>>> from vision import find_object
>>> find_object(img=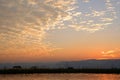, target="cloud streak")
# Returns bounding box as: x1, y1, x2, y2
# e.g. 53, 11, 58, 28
102, 48, 120, 58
